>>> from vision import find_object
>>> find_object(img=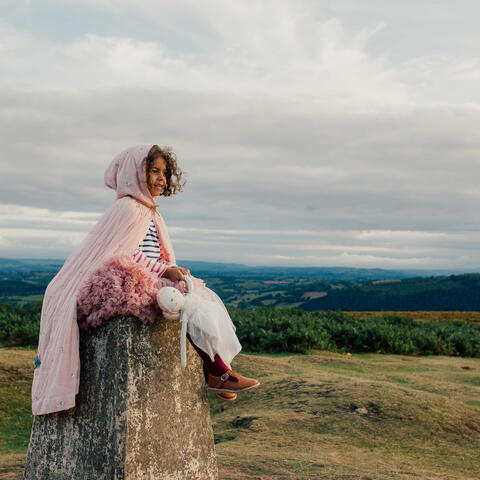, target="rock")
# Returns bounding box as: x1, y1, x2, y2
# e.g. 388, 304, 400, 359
23, 315, 218, 480
355, 407, 369, 415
